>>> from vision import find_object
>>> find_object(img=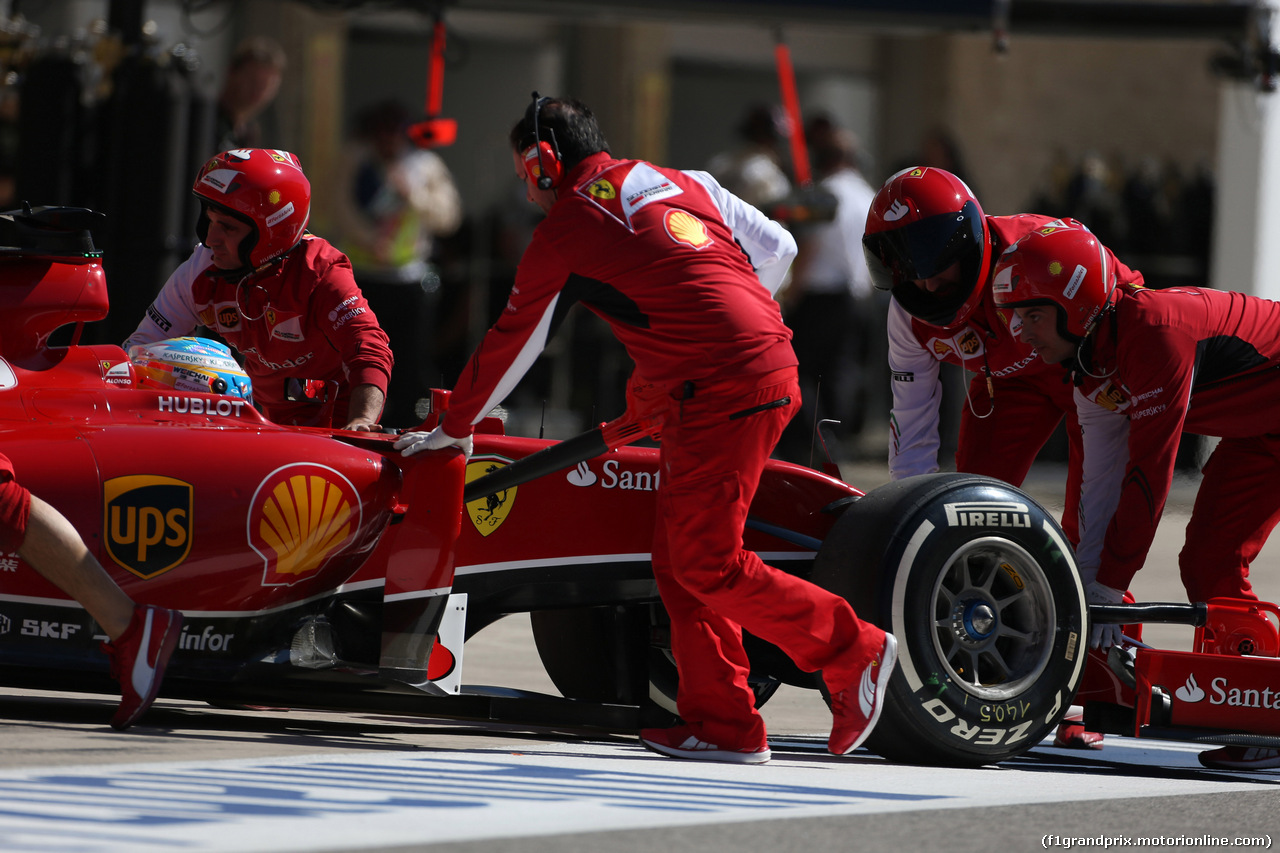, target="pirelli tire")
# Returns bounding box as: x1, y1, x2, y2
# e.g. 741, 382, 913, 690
812, 473, 1088, 767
